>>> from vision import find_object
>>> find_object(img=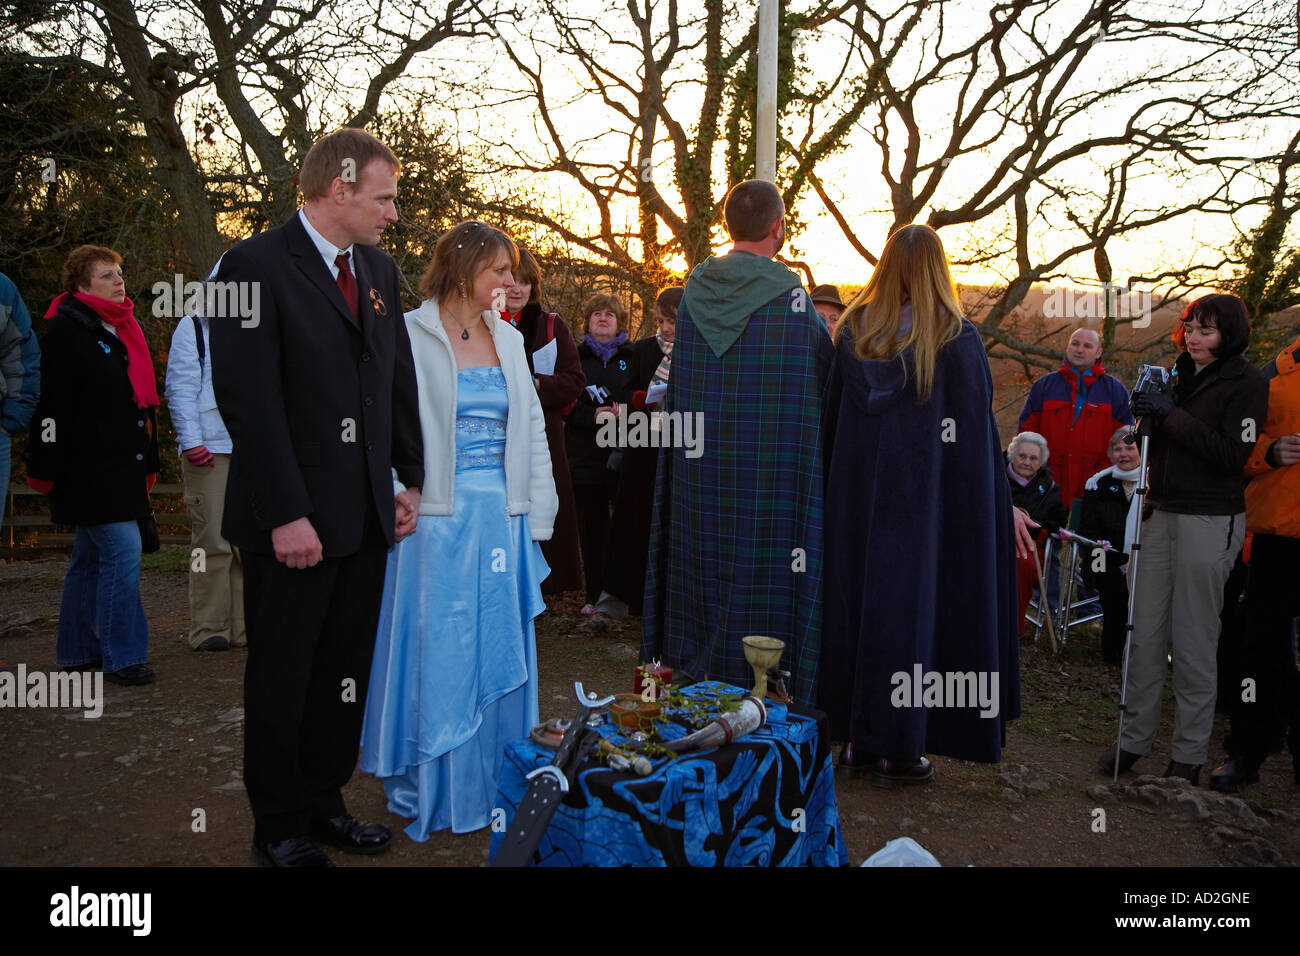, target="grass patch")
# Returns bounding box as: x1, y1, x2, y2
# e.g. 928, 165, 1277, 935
1017, 631, 1125, 745
141, 545, 191, 573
